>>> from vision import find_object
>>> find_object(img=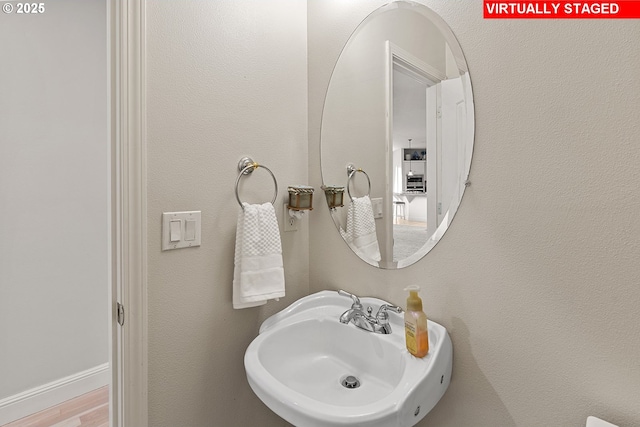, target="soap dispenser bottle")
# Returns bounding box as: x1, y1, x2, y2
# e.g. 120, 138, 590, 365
404, 285, 429, 358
